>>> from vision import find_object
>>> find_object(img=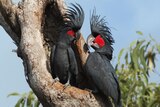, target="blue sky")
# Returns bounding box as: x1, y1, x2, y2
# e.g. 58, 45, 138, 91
1, 0, 160, 106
